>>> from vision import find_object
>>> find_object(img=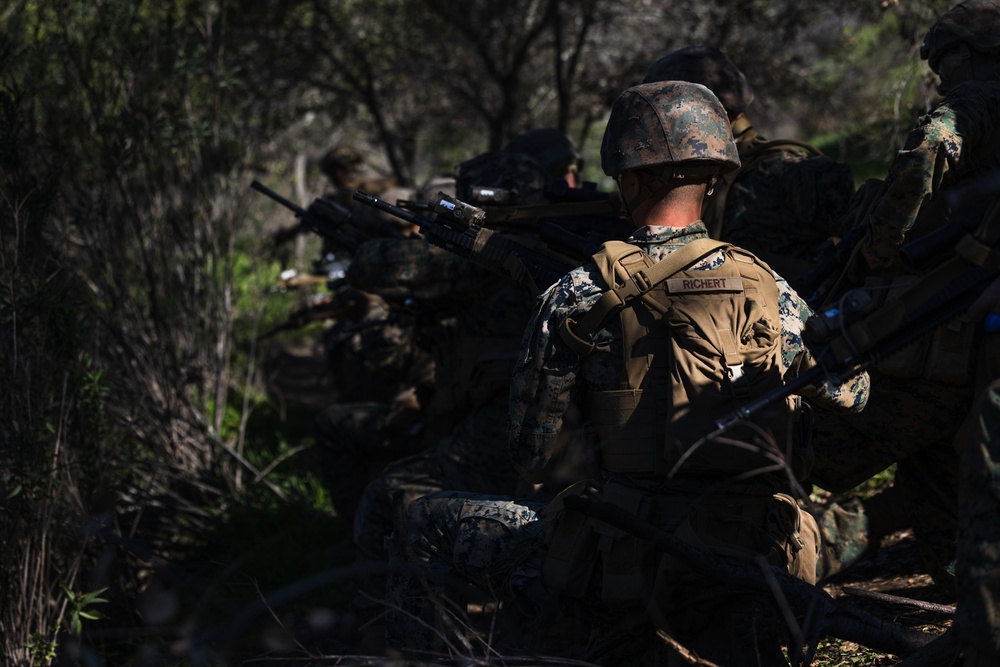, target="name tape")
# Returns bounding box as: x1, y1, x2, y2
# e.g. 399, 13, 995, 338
665, 276, 744, 294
